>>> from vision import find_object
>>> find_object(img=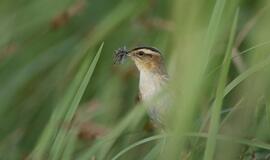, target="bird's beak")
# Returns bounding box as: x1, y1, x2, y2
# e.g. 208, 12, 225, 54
127, 50, 135, 59
127, 50, 143, 62
126, 50, 132, 57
